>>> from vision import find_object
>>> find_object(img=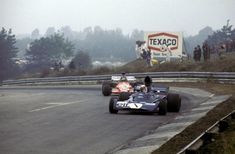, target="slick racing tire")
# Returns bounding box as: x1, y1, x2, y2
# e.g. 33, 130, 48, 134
109, 97, 118, 114
167, 93, 181, 112
102, 83, 112, 96
158, 100, 167, 115
119, 92, 130, 101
